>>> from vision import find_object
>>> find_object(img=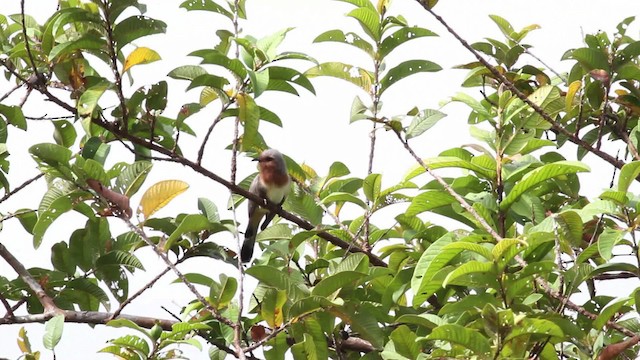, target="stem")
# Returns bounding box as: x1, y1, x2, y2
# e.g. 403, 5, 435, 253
101, 0, 129, 130
420, 3, 625, 171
